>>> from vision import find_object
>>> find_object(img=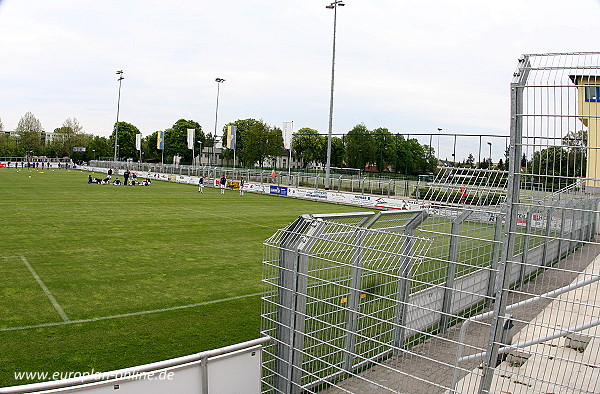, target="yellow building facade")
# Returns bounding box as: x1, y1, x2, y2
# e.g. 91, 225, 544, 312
571, 75, 600, 192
